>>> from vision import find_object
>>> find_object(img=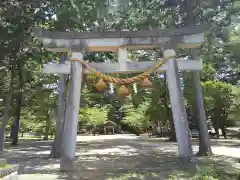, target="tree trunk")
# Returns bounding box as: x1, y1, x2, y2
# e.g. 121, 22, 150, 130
11, 58, 24, 146
11, 92, 22, 146
44, 114, 50, 140
0, 92, 12, 151
50, 118, 65, 157
169, 118, 177, 141
0, 69, 14, 151
50, 53, 67, 158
